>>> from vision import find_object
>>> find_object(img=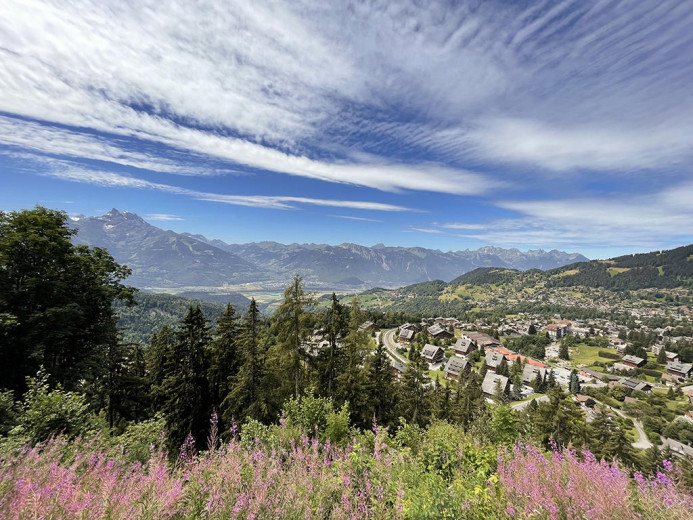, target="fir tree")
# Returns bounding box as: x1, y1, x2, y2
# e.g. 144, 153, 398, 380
496, 357, 510, 377
224, 299, 266, 423
208, 304, 240, 412
657, 347, 667, 364
335, 301, 370, 427
398, 347, 430, 425
273, 275, 313, 398
161, 305, 212, 451
569, 369, 581, 394
319, 293, 346, 396
364, 340, 398, 427
559, 341, 570, 360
